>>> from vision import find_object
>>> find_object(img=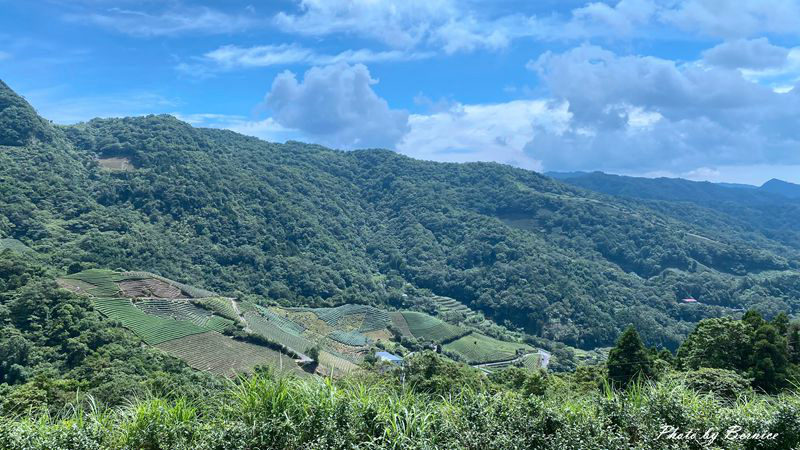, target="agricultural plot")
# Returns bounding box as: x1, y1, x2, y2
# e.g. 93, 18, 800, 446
328, 330, 368, 347
520, 353, 542, 370
62, 269, 123, 297
135, 299, 211, 323
318, 350, 360, 376
255, 305, 306, 334
92, 297, 207, 345
400, 311, 467, 343
390, 312, 413, 339
443, 333, 532, 364
193, 297, 240, 322
204, 315, 235, 333
120, 271, 218, 298
244, 312, 315, 354
119, 279, 182, 298
312, 304, 390, 332
432, 296, 472, 315
156, 331, 305, 378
